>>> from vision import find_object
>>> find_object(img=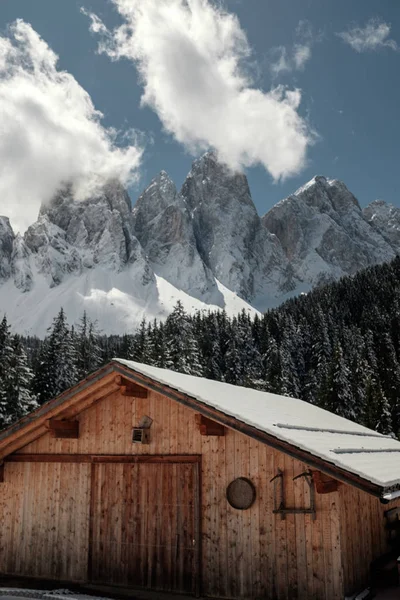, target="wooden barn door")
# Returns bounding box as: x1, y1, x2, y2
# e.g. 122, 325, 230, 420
89, 458, 200, 594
